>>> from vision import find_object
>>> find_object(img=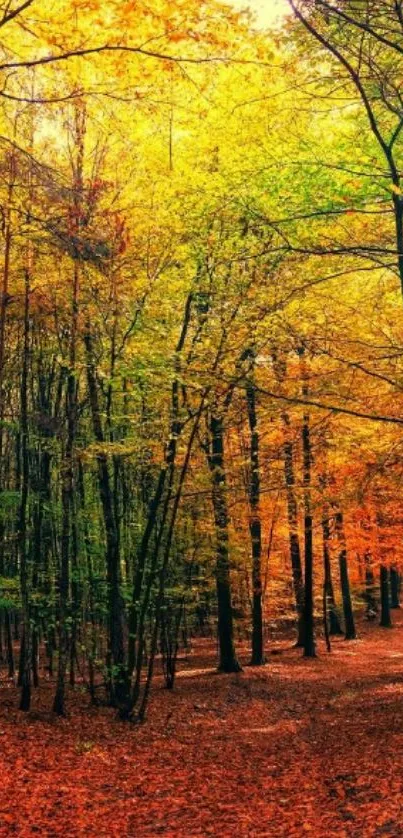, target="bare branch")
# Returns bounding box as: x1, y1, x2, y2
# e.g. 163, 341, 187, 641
0, 0, 33, 29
